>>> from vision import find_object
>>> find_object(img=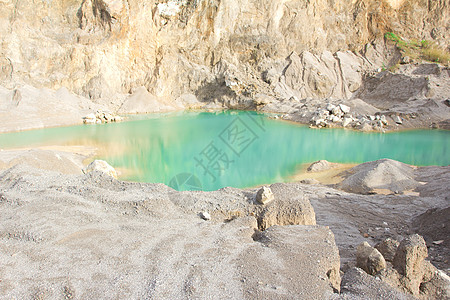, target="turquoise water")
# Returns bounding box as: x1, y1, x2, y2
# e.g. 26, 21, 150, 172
0, 111, 449, 191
